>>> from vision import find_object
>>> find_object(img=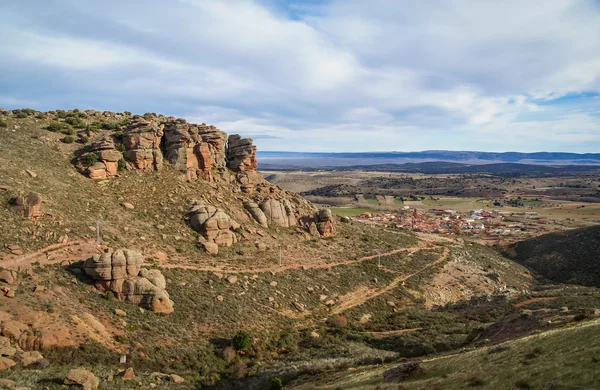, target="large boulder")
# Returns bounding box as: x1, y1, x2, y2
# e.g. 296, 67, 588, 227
189, 204, 239, 247
11, 192, 42, 219
83, 250, 173, 314
316, 208, 336, 237
244, 201, 268, 228
64, 368, 99, 390
259, 199, 297, 227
